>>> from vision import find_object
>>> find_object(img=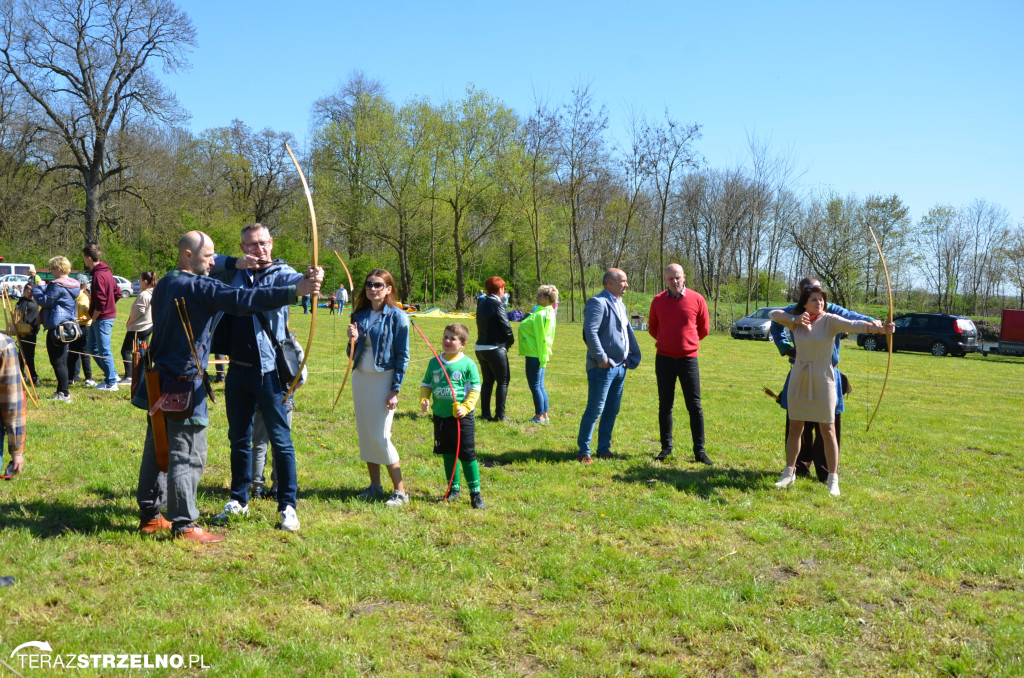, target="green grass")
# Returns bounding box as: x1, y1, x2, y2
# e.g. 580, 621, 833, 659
1, 306, 1022, 676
